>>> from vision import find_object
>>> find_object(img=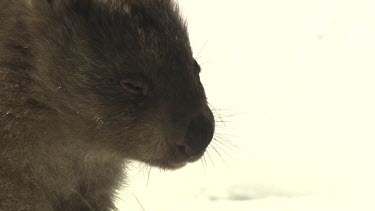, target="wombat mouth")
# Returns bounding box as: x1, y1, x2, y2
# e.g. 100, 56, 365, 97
146, 148, 207, 170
